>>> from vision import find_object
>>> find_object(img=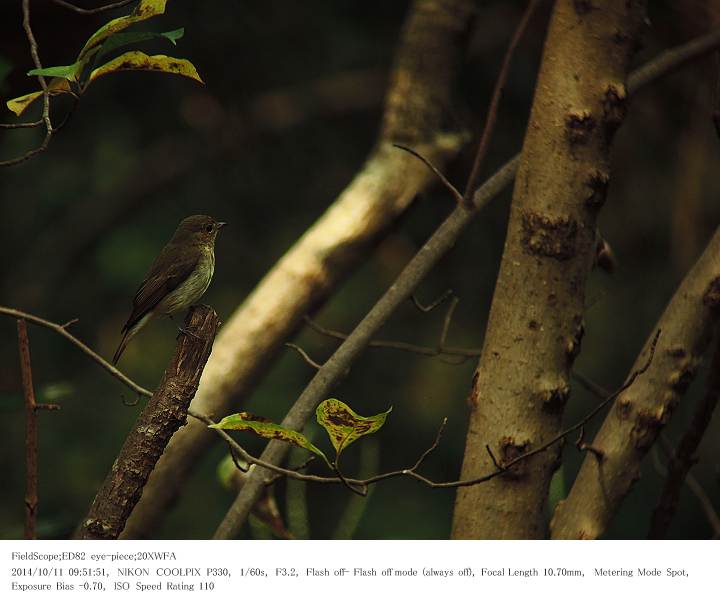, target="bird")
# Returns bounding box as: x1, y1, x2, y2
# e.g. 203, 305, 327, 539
112, 214, 226, 365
